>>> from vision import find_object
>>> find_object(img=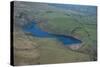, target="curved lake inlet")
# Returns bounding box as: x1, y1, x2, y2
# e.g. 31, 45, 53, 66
23, 20, 82, 45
